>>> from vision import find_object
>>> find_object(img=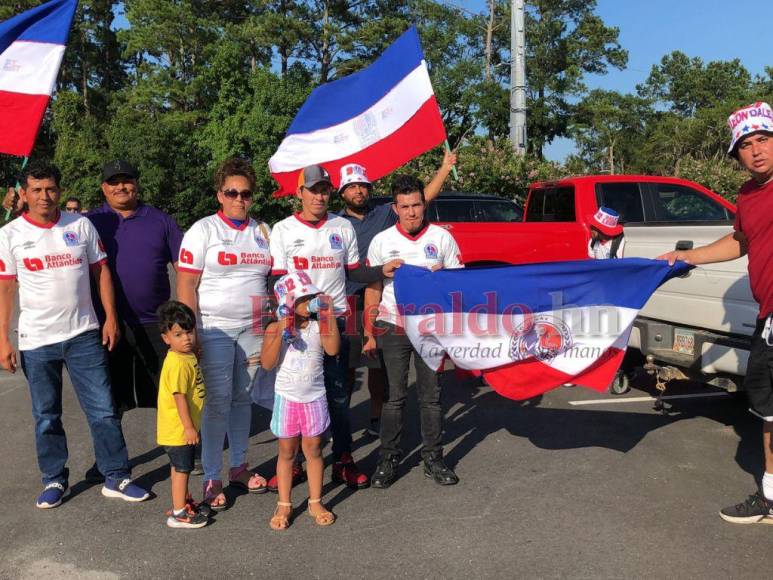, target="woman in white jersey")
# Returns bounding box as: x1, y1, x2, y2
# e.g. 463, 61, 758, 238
177, 158, 273, 510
